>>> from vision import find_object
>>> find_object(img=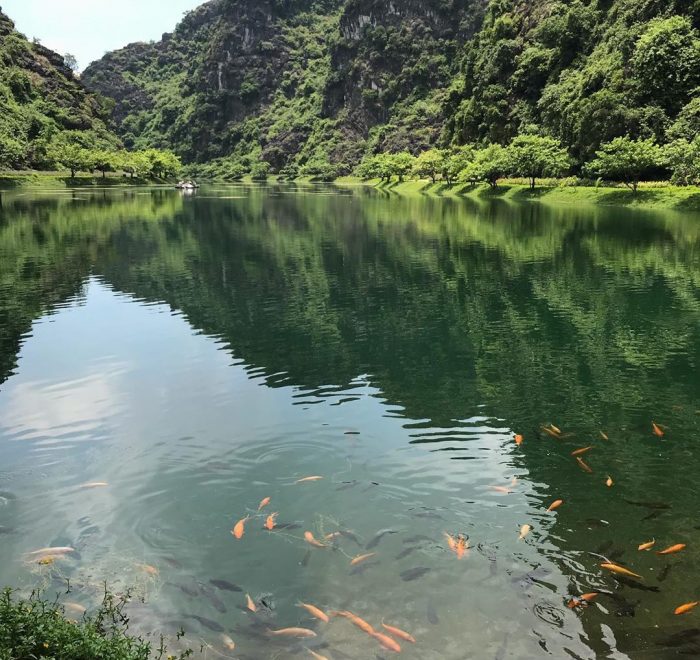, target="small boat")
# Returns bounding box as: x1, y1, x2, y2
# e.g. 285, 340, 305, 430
175, 180, 200, 190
